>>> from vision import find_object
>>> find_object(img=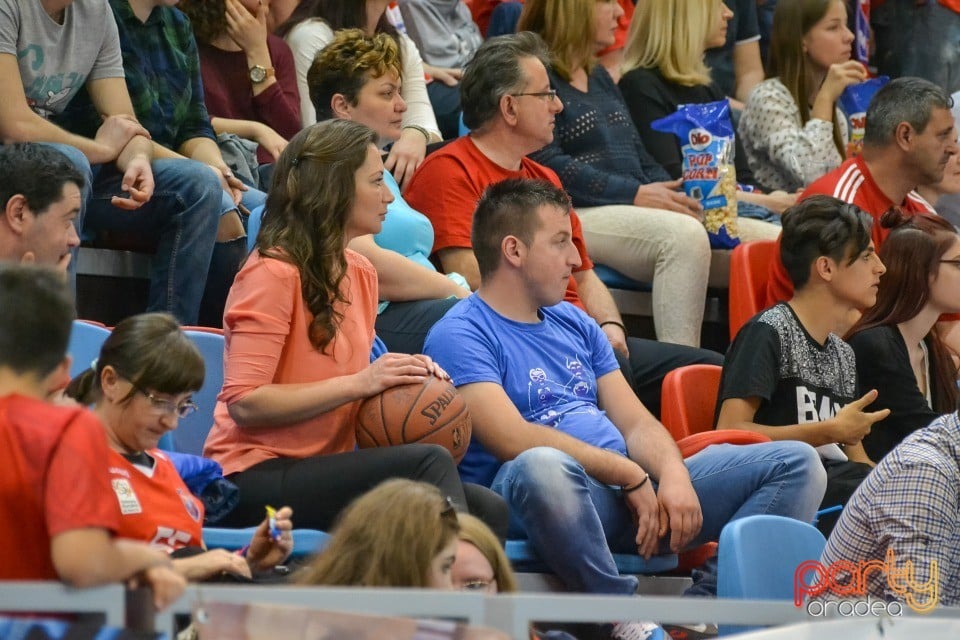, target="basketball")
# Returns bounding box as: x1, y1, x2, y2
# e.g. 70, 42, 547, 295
356, 377, 472, 463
